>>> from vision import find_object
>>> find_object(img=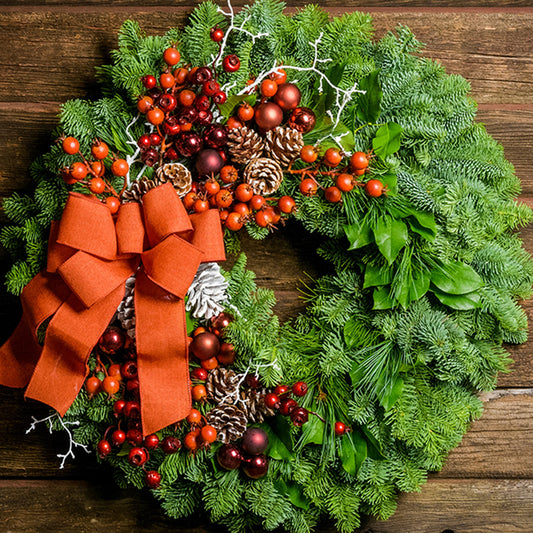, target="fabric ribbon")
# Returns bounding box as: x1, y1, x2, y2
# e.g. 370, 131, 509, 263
0, 183, 225, 435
